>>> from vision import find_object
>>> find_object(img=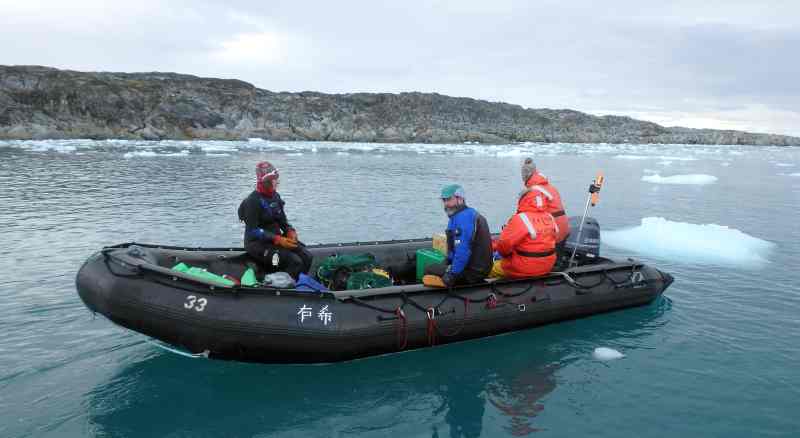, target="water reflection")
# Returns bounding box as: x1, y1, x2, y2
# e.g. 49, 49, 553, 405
86, 299, 668, 437
485, 364, 557, 435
